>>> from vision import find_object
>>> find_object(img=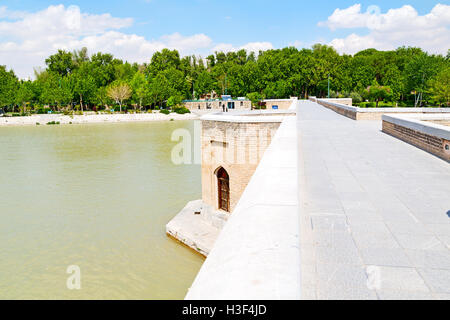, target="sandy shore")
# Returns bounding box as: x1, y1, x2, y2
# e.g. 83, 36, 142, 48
0, 112, 199, 126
